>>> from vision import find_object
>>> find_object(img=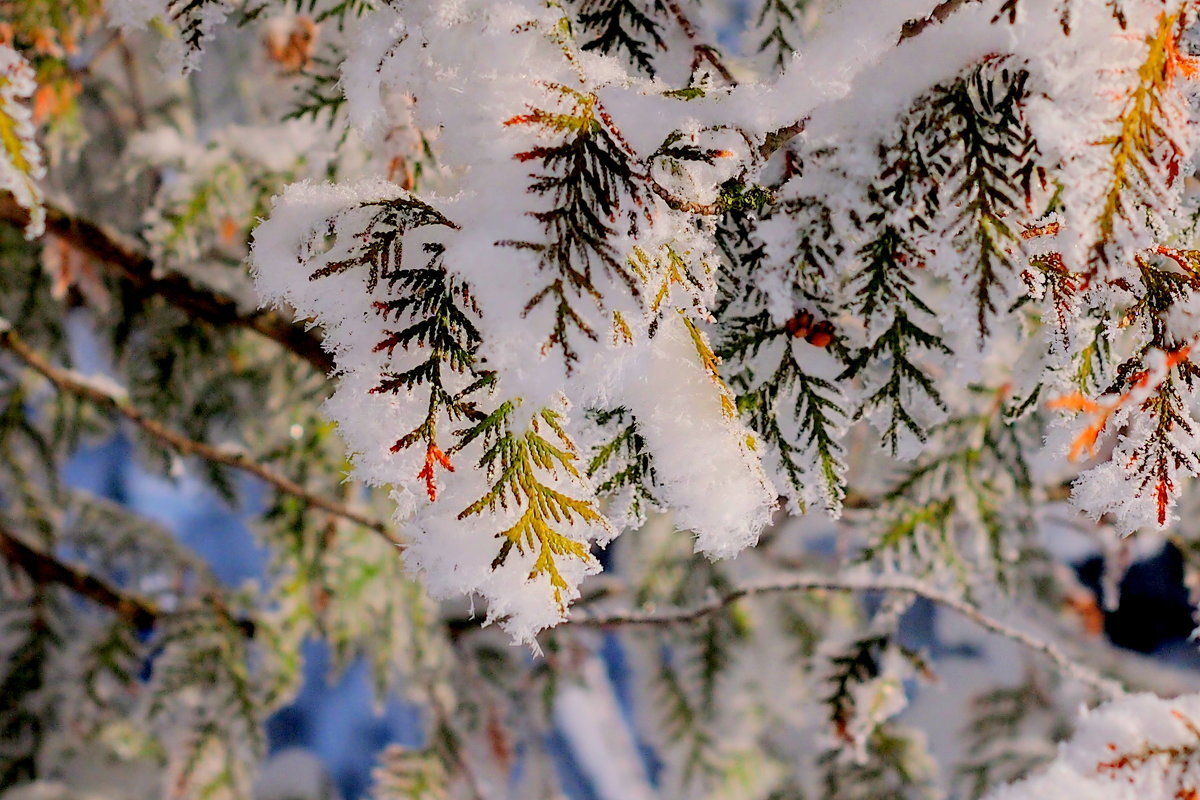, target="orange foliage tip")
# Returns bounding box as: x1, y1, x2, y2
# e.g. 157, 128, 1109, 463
1157, 478, 1172, 526
1048, 392, 1113, 461
1047, 393, 1103, 414
415, 442, 454, 501
1063, 588, 1105, 637
32, 27, 64, 58
219, 216, 241, 247
32, 80, 79, 125
1021, 221, 1061, 239
503, 113, 539, 127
